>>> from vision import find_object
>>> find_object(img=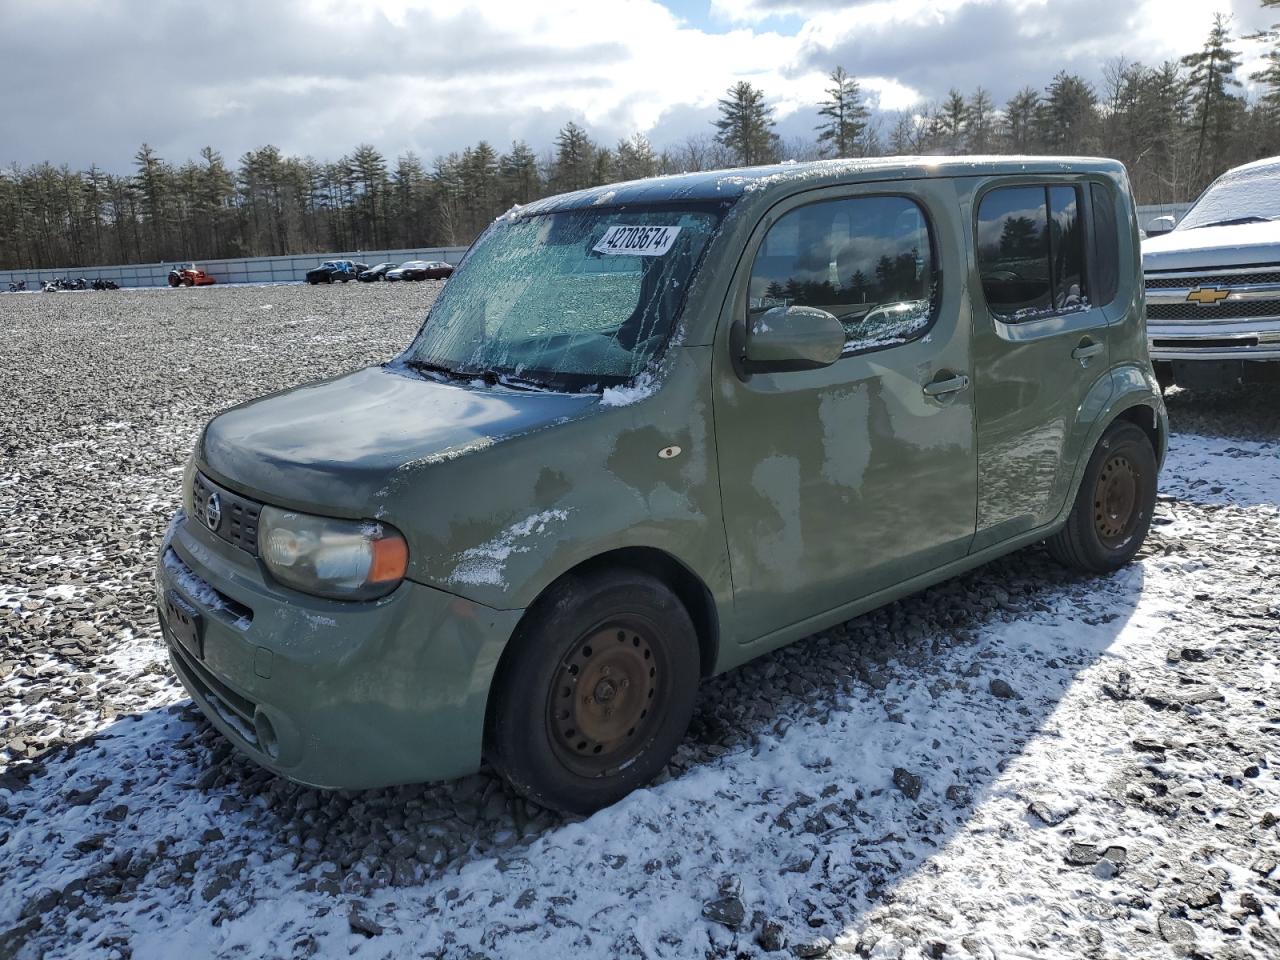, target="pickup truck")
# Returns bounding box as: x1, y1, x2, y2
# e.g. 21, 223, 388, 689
1142, 157, 1280, 391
